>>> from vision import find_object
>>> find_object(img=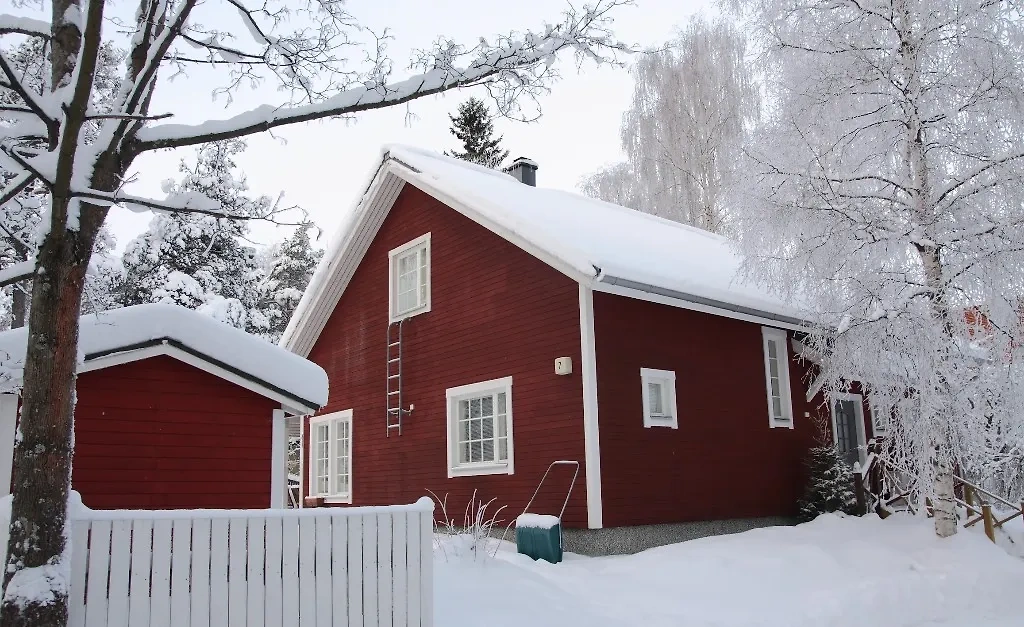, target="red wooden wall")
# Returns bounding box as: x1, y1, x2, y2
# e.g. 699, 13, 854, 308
306, 185, 589, 527
72, 355, 276, 509
592, 292, 824, 527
